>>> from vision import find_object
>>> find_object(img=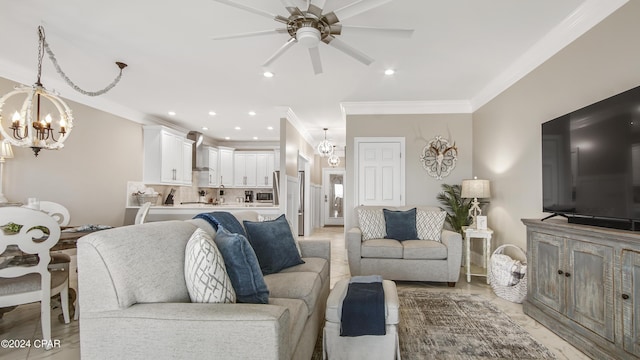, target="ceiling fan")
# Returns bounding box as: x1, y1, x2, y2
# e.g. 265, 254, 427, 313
211, 0, 414, 74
